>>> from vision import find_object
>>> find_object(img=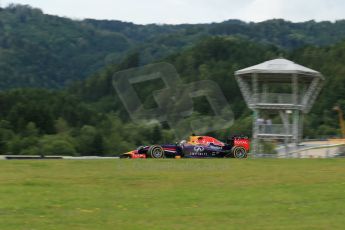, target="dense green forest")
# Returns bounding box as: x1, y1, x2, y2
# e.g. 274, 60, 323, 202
0, 4, 345, 155
3, 5, 345, 89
